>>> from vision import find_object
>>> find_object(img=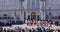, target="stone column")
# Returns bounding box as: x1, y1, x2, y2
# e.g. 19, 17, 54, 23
40, 0, 46, 20
19, 0, 25, 21
20, 11, 24, 21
